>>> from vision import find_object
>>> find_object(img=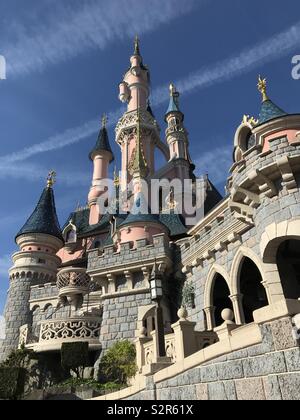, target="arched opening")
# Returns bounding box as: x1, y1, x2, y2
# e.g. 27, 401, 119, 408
212, 274, 232, 326
240, 258, 268, 323
277, 240, 300, 300
66, 228, 76, 243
